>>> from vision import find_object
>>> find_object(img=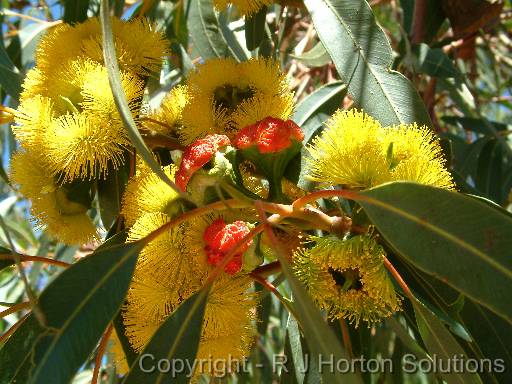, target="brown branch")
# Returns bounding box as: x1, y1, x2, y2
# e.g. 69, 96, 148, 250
411, 0, 427, 44
383, 257, 414, 300
0, 301, 31, 318
0, 254, 70, 268
0, 312, 30, 344
91, 324, 114, 384
251, 261, 281, 278
339, 318, 354, 359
